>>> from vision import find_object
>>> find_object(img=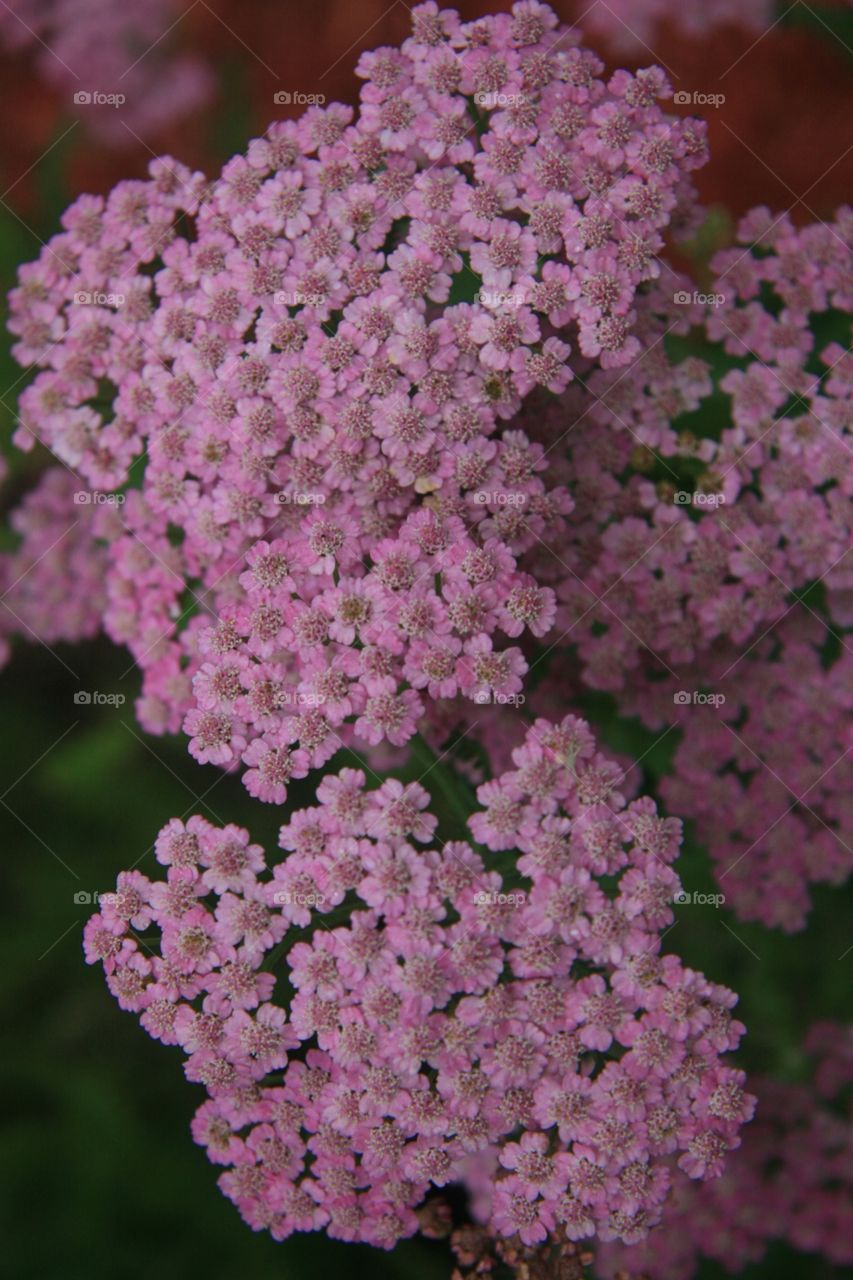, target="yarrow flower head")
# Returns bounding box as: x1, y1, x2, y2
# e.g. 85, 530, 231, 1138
5, 1, 707, 804
595, 1020, 853, 1278
432, 208, 853, 932
85, 715, 752, 1249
